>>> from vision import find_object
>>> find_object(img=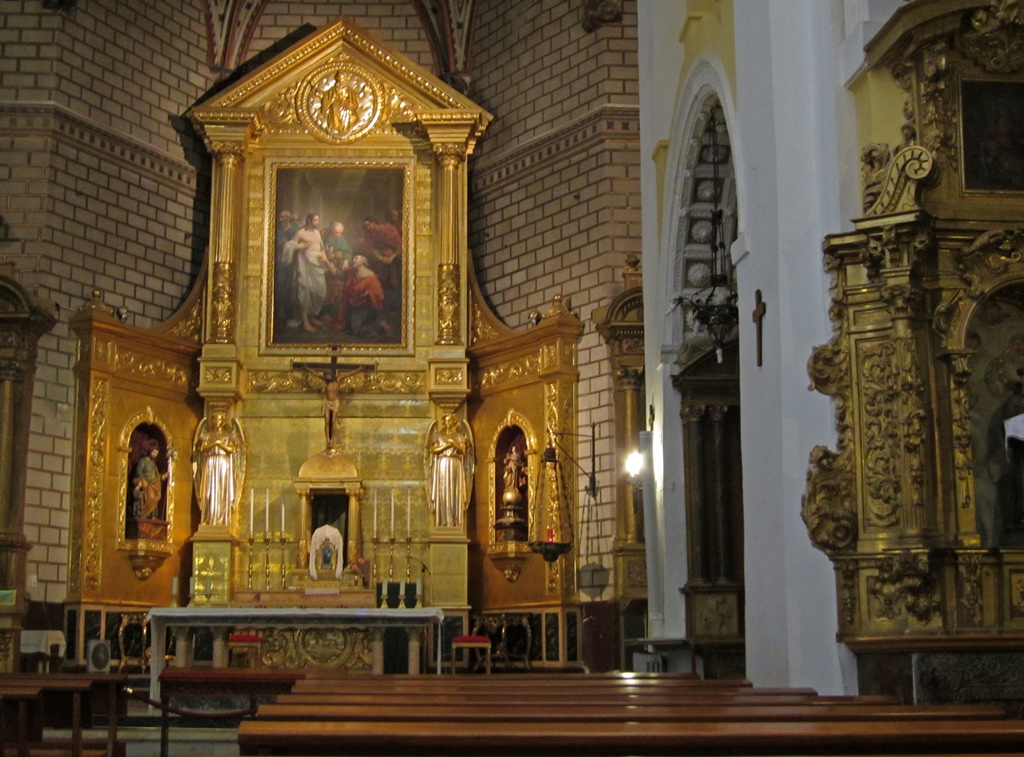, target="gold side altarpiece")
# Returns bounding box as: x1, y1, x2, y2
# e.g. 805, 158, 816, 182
62, 17, 587, 671
804, 1, 1024, 672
